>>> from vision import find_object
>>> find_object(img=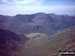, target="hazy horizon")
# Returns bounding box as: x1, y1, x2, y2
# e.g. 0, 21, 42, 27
0, 0, 75, 16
